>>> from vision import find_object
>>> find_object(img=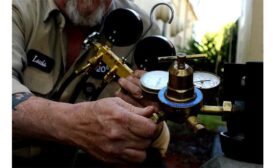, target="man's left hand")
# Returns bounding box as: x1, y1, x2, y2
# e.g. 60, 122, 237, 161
116, 70, 160, 112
